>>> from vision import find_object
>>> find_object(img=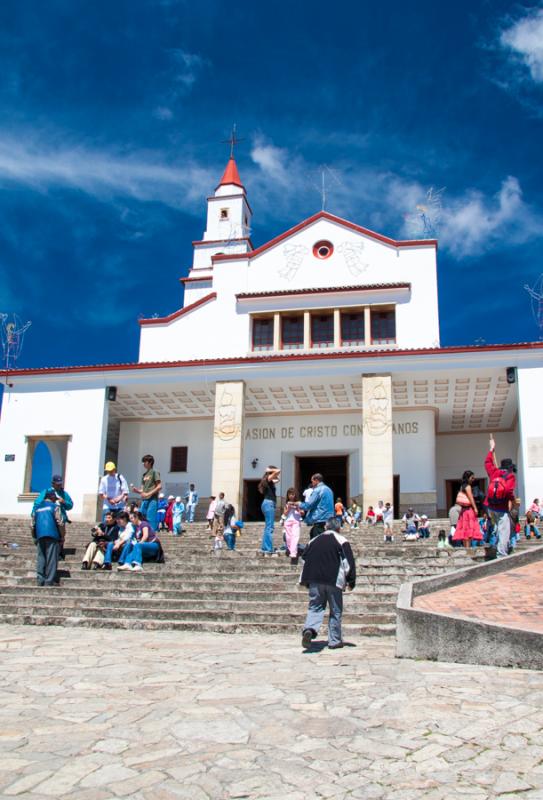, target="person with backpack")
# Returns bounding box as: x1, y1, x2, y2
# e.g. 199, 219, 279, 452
484, 435, 516, 558
98, 462, 129, 520
300, 517, 356, 650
